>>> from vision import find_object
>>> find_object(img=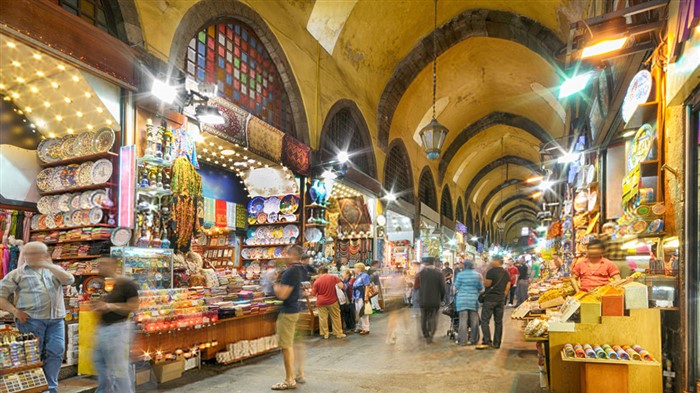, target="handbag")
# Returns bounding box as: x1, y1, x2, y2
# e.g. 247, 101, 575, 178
441, 302, 454, 317
366, 283, 379, 298
479, 270, 509, 303
363, 302, 373, 315
336, 285, 348, 305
